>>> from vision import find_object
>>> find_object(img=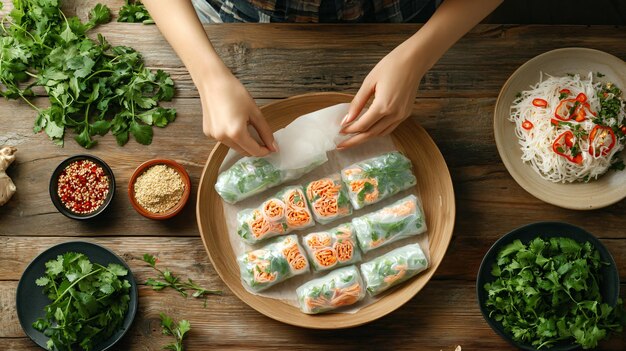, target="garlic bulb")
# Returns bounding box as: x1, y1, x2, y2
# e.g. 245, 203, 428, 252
0, 146, 17, 206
